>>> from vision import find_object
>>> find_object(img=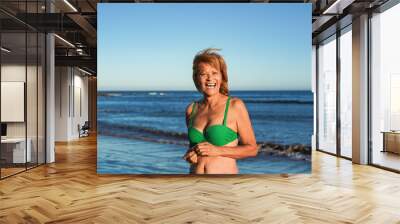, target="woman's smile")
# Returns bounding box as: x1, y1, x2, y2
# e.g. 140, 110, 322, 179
206, 82, 217, 88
